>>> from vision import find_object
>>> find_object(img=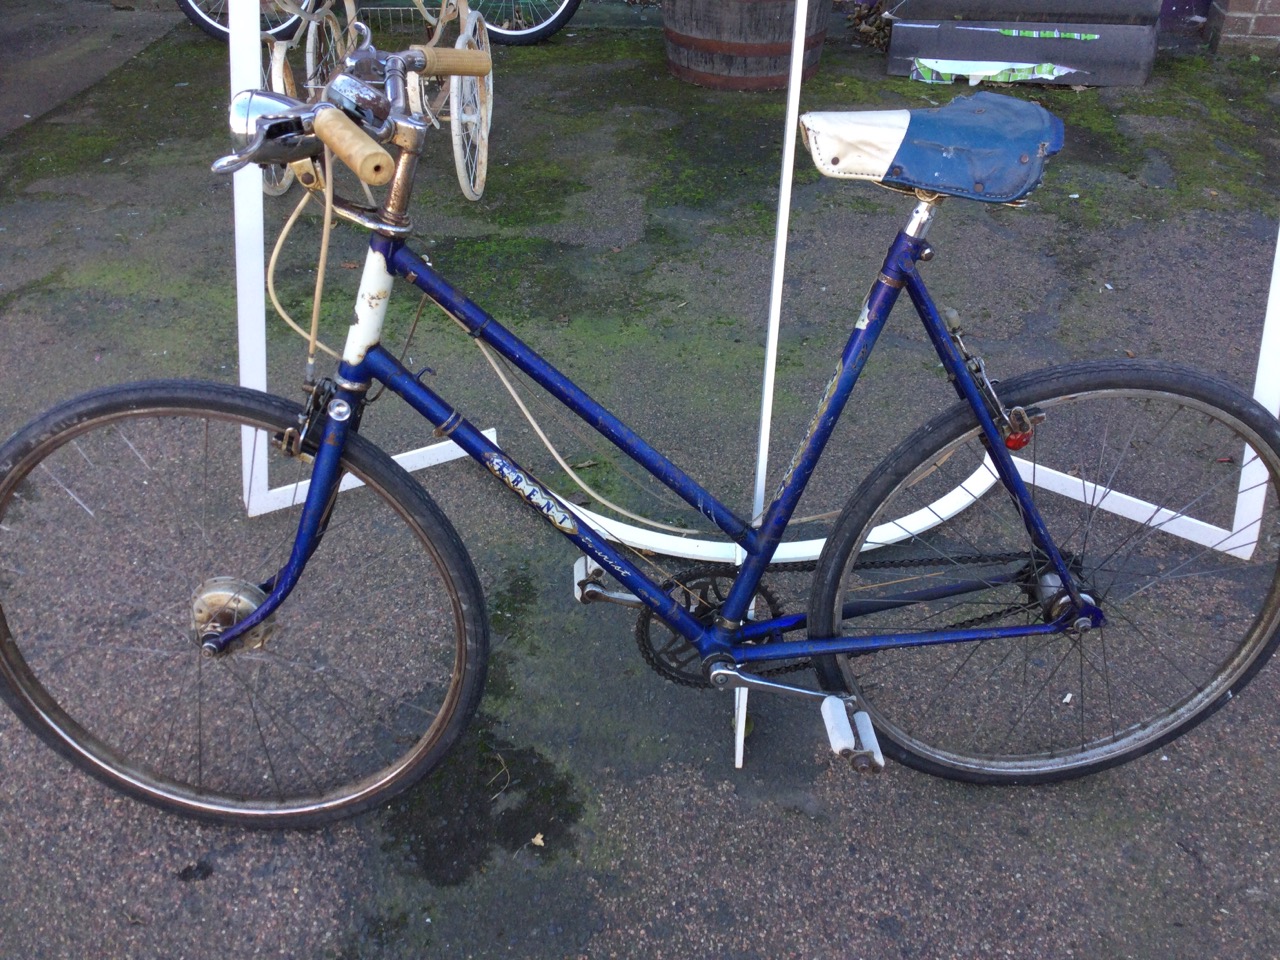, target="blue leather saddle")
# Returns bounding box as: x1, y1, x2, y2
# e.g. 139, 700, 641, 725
800, 92, 1065, 204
